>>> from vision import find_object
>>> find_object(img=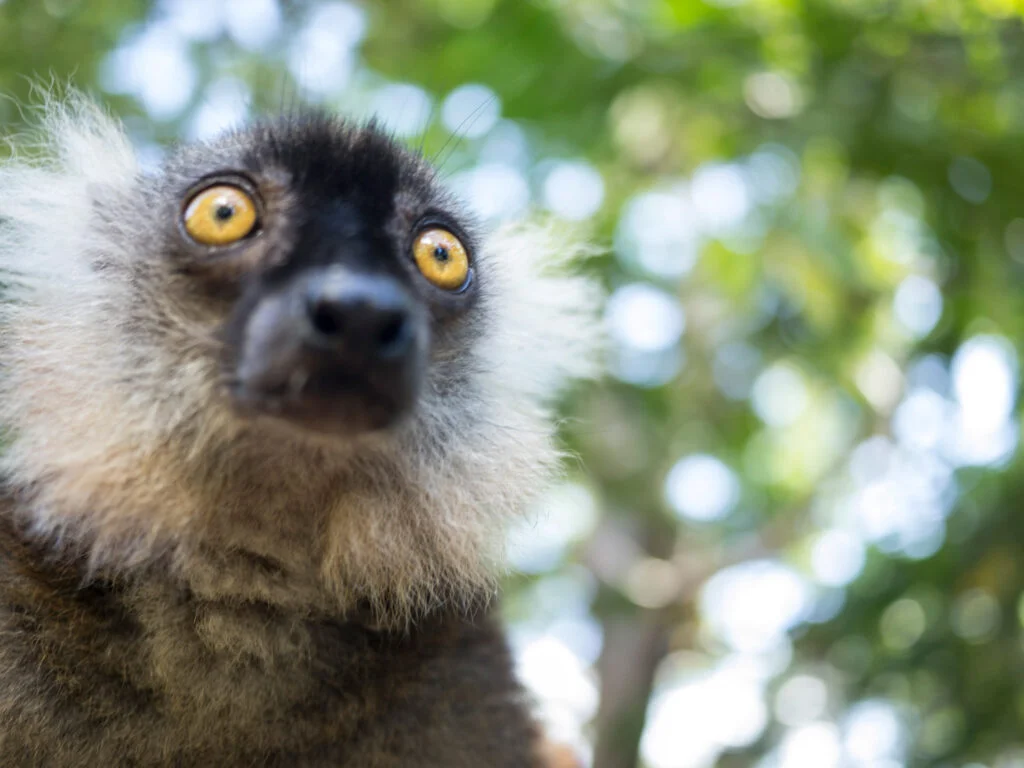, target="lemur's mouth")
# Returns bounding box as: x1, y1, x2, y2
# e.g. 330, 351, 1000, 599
227, 267, 426, 436
229, 382, 411, 435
